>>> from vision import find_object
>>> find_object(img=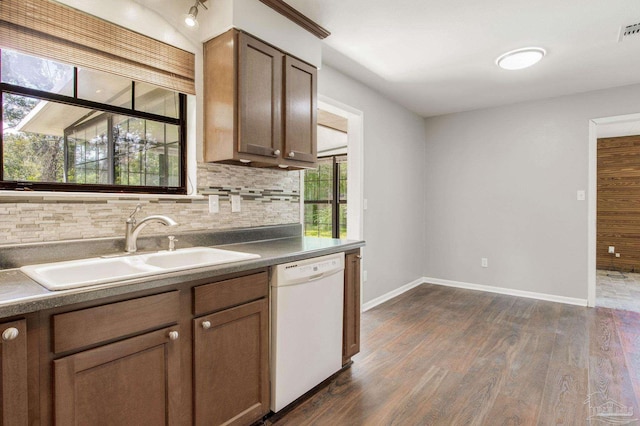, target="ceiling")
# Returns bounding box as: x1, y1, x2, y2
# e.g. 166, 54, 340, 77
285, 0, 640, 117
